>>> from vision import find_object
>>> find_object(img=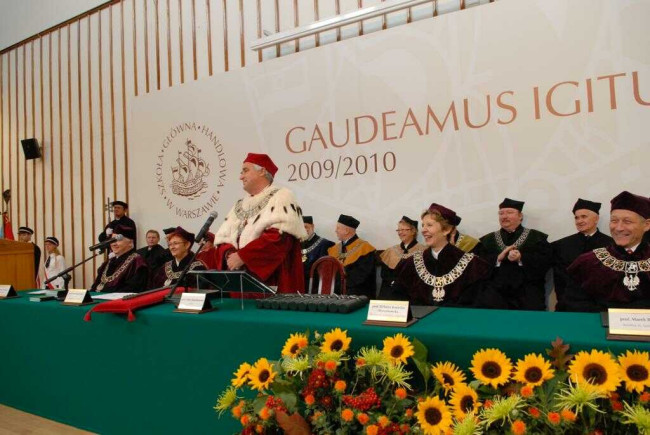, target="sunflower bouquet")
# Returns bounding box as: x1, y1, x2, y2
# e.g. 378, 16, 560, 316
215, 331, 650, 435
